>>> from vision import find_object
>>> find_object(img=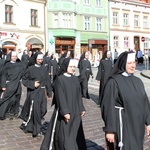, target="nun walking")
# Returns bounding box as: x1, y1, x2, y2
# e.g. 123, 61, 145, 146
78, 51, 93, 99
0, 51, 24, 120
101, 51, 150, 150
96, 50, 113, 105
19, 52, 51, 137
40, 58, 86, 150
